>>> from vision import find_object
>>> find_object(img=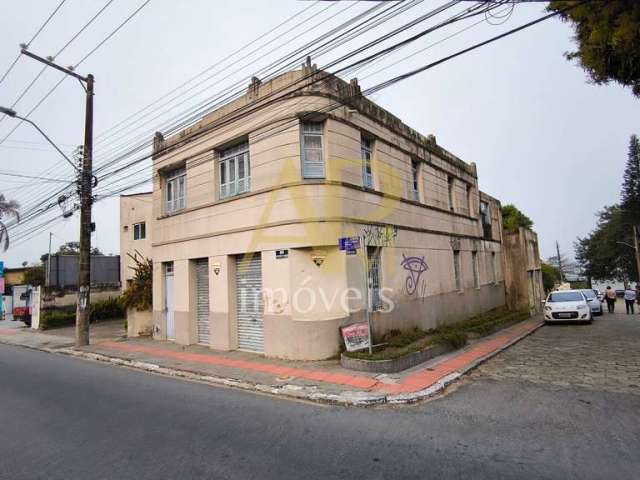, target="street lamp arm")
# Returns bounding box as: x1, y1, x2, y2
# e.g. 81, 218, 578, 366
13, 113, 80, 173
